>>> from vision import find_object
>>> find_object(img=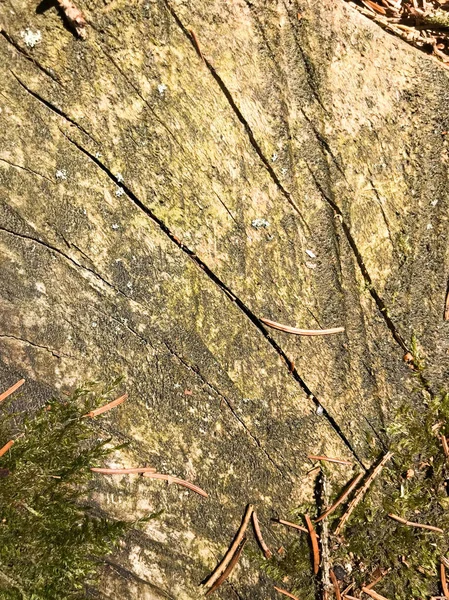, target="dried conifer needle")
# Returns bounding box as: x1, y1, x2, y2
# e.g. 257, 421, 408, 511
203, 504, 254, 588
315, 472, 364, 523
0, 379, 25, 403
442, 435, 449, 458
252, 511, 272, 559
330, 569, 342, 600
308, 454, 353, 466
261, 317, 344, 336
0, 440, 14, 458
445, 290, 449, 321
362, 587, 390, 600
189, 28, 204, 61
205, 538, 246, 596
82, 393, 127, 417
388, 513, 443, 533
274, 586, 301, 600
91, 467, 156, 475
441, 562, 449, 598
276, 518, 308, 533
142, 472, 208, 497
305, 514, 320, 575
335, 451, 393, 535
